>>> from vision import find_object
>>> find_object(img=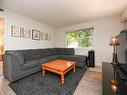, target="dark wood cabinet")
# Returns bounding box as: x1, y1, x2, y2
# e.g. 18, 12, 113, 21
102, 62, 127, 95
